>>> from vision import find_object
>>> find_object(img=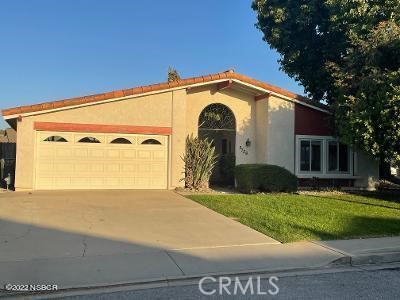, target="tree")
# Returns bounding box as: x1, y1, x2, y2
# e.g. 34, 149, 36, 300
252, 0, 400, 164
167, 67, 181, 82
329, 21, 400, 165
